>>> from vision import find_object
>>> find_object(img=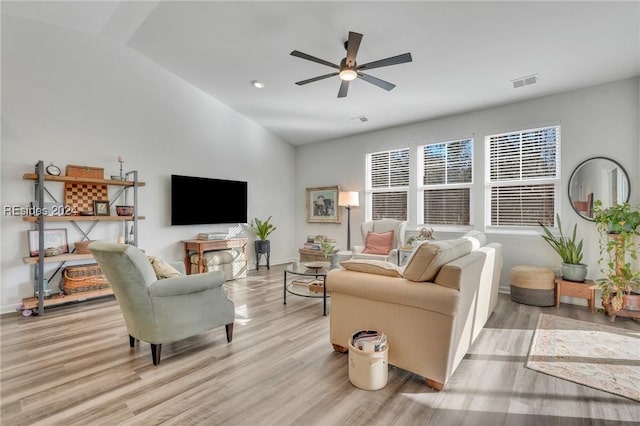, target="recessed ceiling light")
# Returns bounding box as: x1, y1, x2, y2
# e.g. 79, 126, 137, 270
251, 80, 265, 89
